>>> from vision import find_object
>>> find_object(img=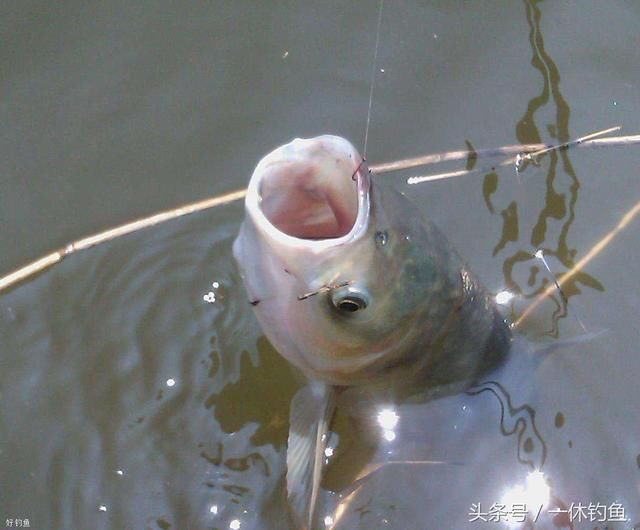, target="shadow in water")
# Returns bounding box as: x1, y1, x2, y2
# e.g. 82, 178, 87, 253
206, 336, 301, 450
467, 380, 547, 471
485, 0, 604, 336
